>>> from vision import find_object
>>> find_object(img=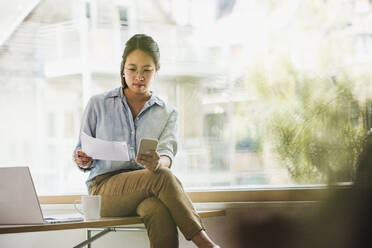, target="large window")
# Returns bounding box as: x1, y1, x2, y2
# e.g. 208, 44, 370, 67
0, 0, 371, 194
